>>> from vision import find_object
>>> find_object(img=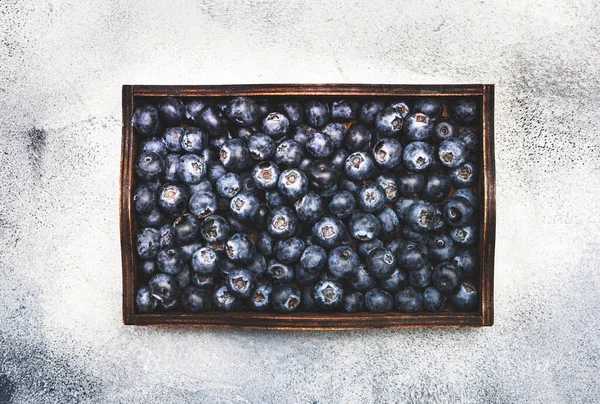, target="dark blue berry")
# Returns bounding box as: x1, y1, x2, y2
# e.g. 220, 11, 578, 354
191, 246, 220, 275
268, 206, 298, 239
189, 191, 217, 219
397, 240, 429, 271
177, 154, 206, 184
377, 207, 400, 240
413, 98, 443, 118
328, 246, 360, 279
247, 133, 276, 161
226, 269, 256, 298
432, 117, 458, 143
359, 99, 385, 124
404, 200, 436, 232
351, 265, 377, 292
135, 152, 163, 181
451, 98, 477, 124
273, 139, 304, 168
249, 281, 273, 311
438, 138, 468, 168
403, 141, 434, 172
367, 248, 396, 279
452, 248, 478, 278
274, 237, 305, 264
313, 280, 344, 309
294, 192, 325, 223
395, 287, 423, 312
158, 97, 185, 126
379, 267, 408, 294
226, 97, 259, 126
278, 168, 308, 201
133, 184, 156, 215
443, 197, 474, 227
450, 222, 477, 246
422, 173, 452, 202
158, 183, 188, 216
220, 139, 249, 172
408, 263, 433, 289
311, 215, 348, 249
372, 138, 403, 169
449, 161, 477, 188
331, 99, 359, 122
213, 283, 241, 311
263, 112, 290, 138
356, 183, 386, 213
423, 286, 447, 312
272, 285, 301, 313
329, 191, 355, 219
404, 113, 433, 141
132, 105, 159, 137
375, 107, 403, 136
349, 212, 381, 241
306, 132, 334, 158
185, 99, 208, 124
344, 151, 376, 181
450, 282, 478, 311
278, 101, 304, 126
308, 159, 338, 190
181, 127, 208, 153
180, 285, 212, 312
200, 215, 230, 243
136, 287, 157, 313
365, 288, 393, 313
345, 123, 372, 151
305, 100, 329, 128
428, 235, 456, 262
172, 213, 199, 244
149, 273, 181, 303
432, 262, 462, 293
